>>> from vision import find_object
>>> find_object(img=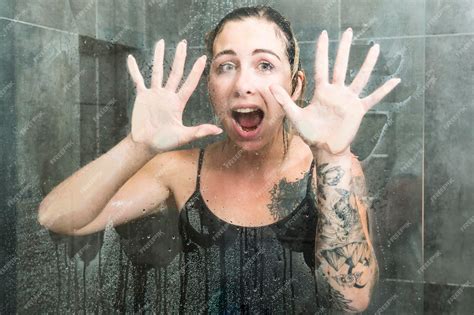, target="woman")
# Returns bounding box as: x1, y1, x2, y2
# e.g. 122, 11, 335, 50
38, 5, 400, 313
